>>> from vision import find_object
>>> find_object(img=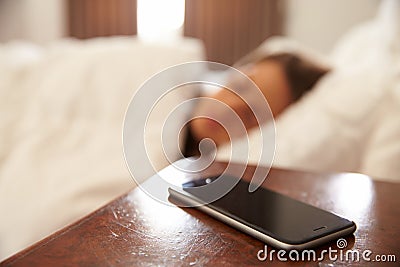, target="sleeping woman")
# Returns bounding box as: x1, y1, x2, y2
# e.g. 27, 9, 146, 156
186, 53, 330, 155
